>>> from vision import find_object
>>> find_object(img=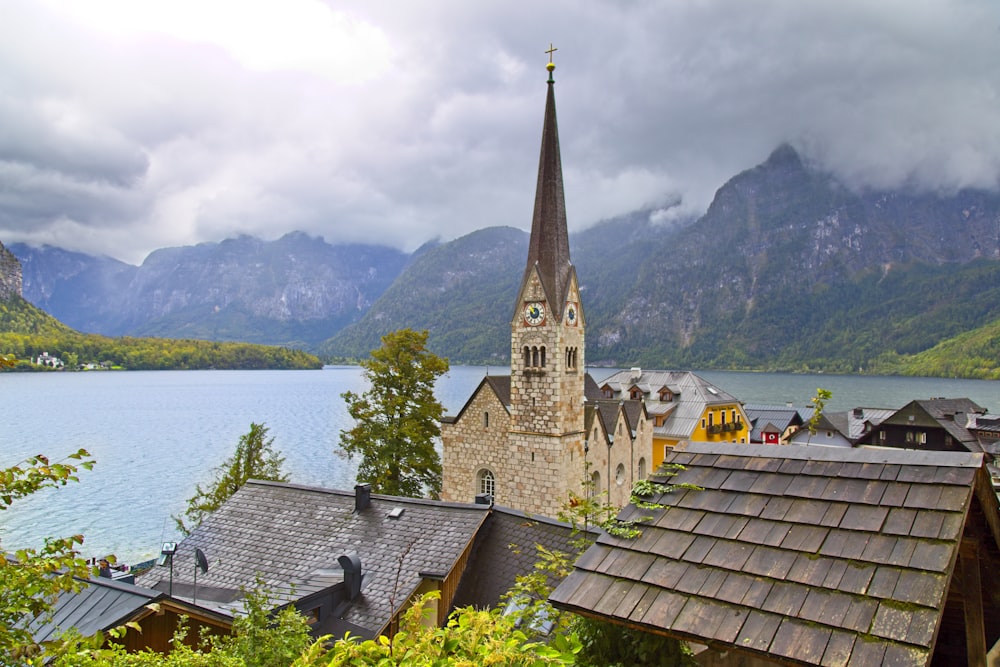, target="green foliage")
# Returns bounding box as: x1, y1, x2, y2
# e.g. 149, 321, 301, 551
208, 582, 313, 667
559, 465, 696, 540
339, 329, 449, 498
0, 449, 95, 662
573, 618, 694, 667
174, 423, 289, 535
0, 294, 322, 371
805, 388, 832, 444
309, 592, 581, 667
